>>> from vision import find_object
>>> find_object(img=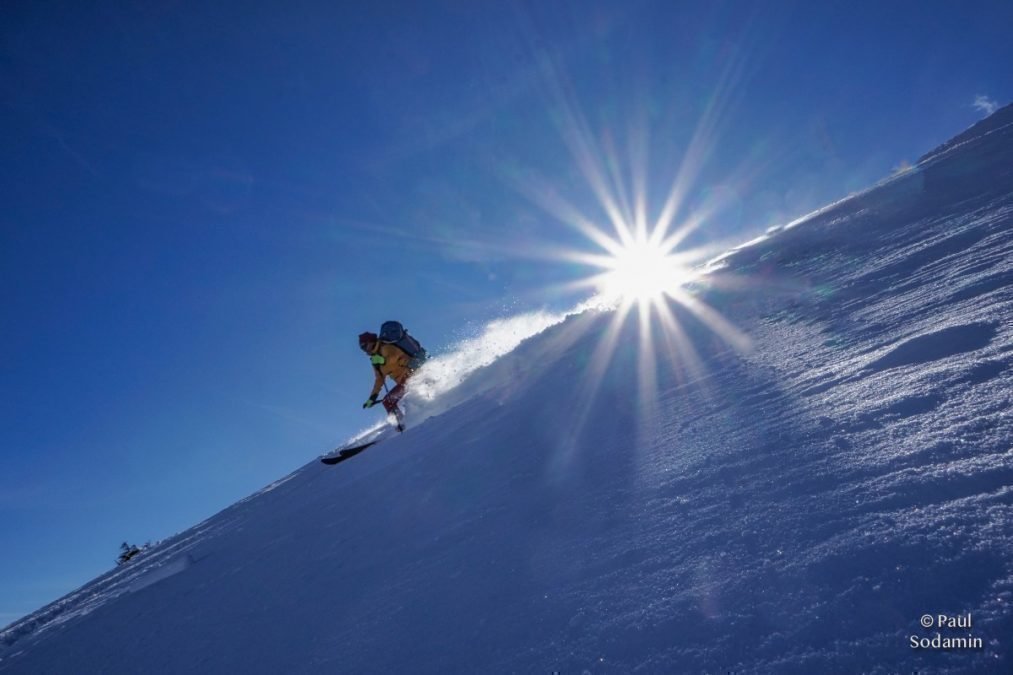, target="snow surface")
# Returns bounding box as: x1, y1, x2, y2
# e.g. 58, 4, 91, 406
2, 105, 1012, 673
